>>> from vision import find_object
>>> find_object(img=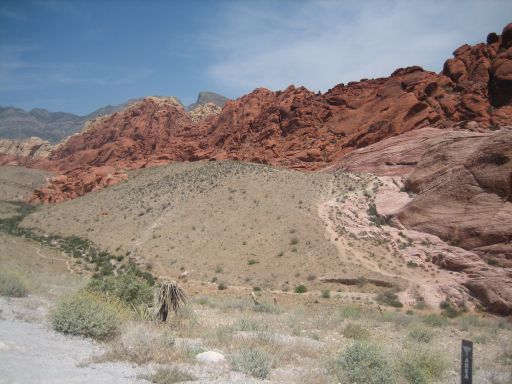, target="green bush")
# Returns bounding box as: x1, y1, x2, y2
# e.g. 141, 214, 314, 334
400, 349, 446, 384
439, 300, 461, 318
294, 284, 307, 293
51, 291, 122, 339
321, 289, 331, 299
376, 290, 403, 308
342, 323, 370, 340
218, 282, 227, 290
0, 271, 27, 297
230, 347, 272, 379
331, 342, 394, 384
86, 273, 153, 306
408, 326, 434, 343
